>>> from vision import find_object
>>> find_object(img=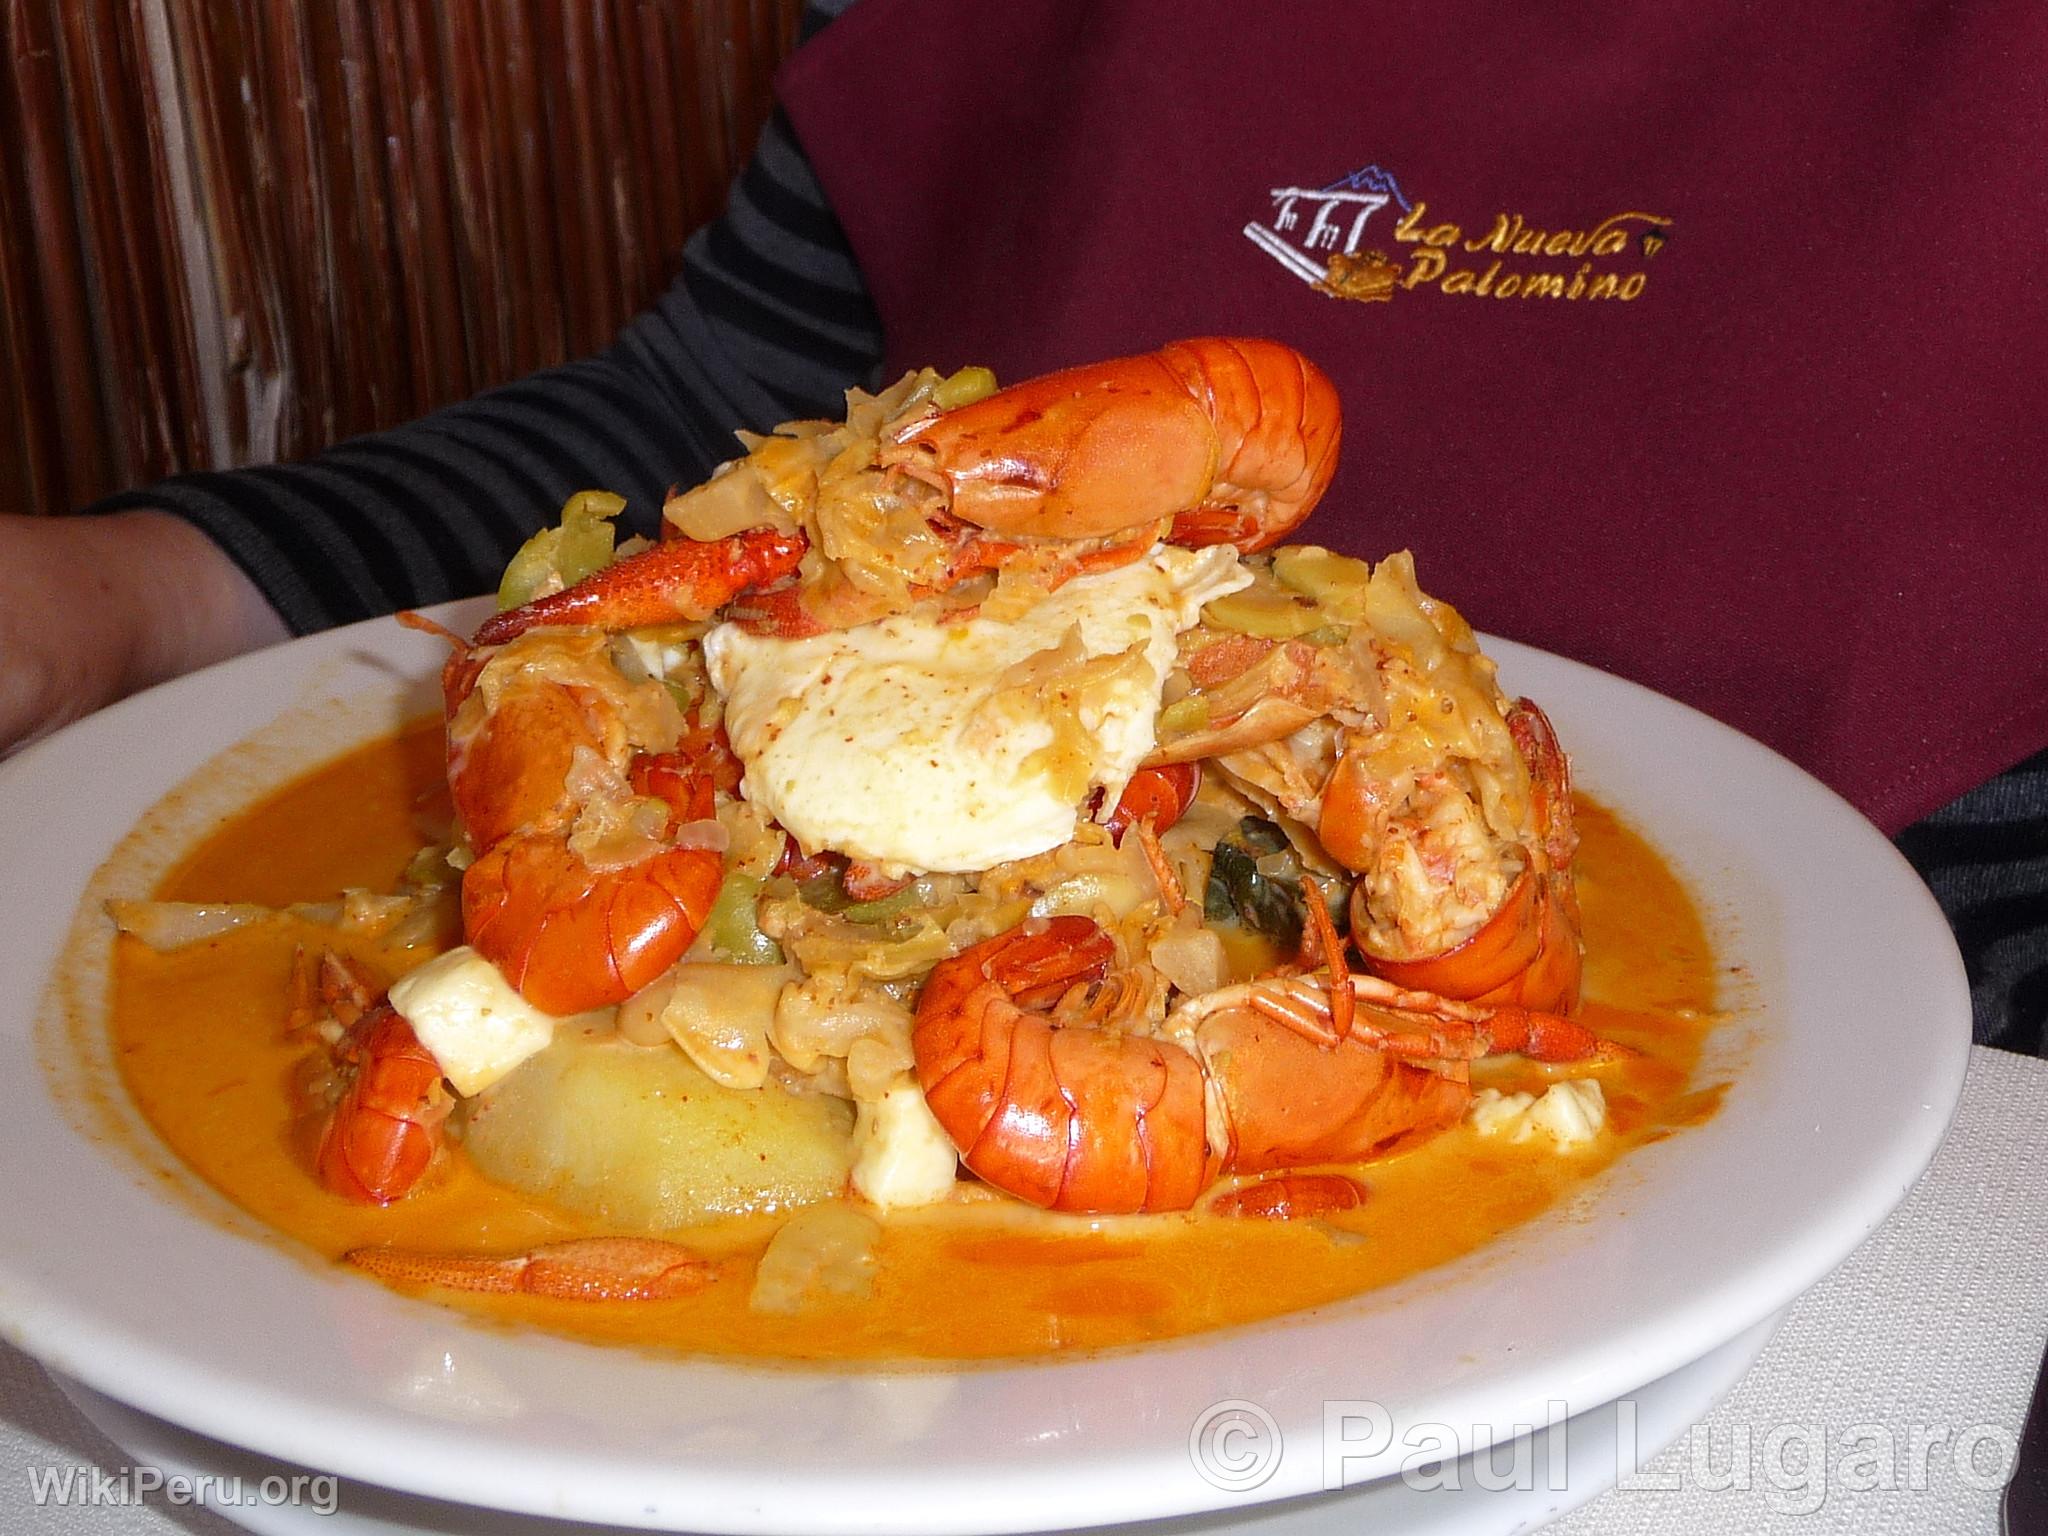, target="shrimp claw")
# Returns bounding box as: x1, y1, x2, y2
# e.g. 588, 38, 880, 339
1209, 1172, 1369, 1221
1223, 972, 1618, 1065
472, 527, 806, 647
883, 338, 1339, 552
1101, 762, 1200, 844
346, 1237, 714, 1301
